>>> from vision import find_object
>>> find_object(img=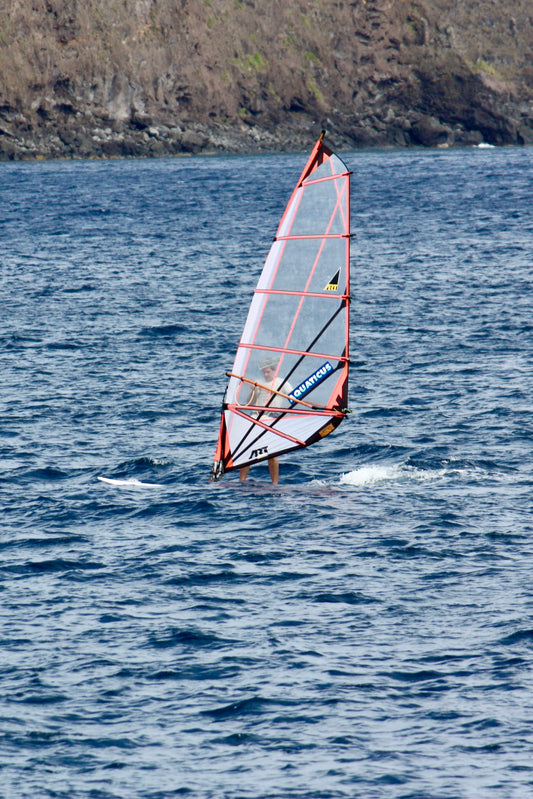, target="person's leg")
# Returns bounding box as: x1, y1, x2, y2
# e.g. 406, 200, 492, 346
268, 457, 279, 484
239, 465, 250, 481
